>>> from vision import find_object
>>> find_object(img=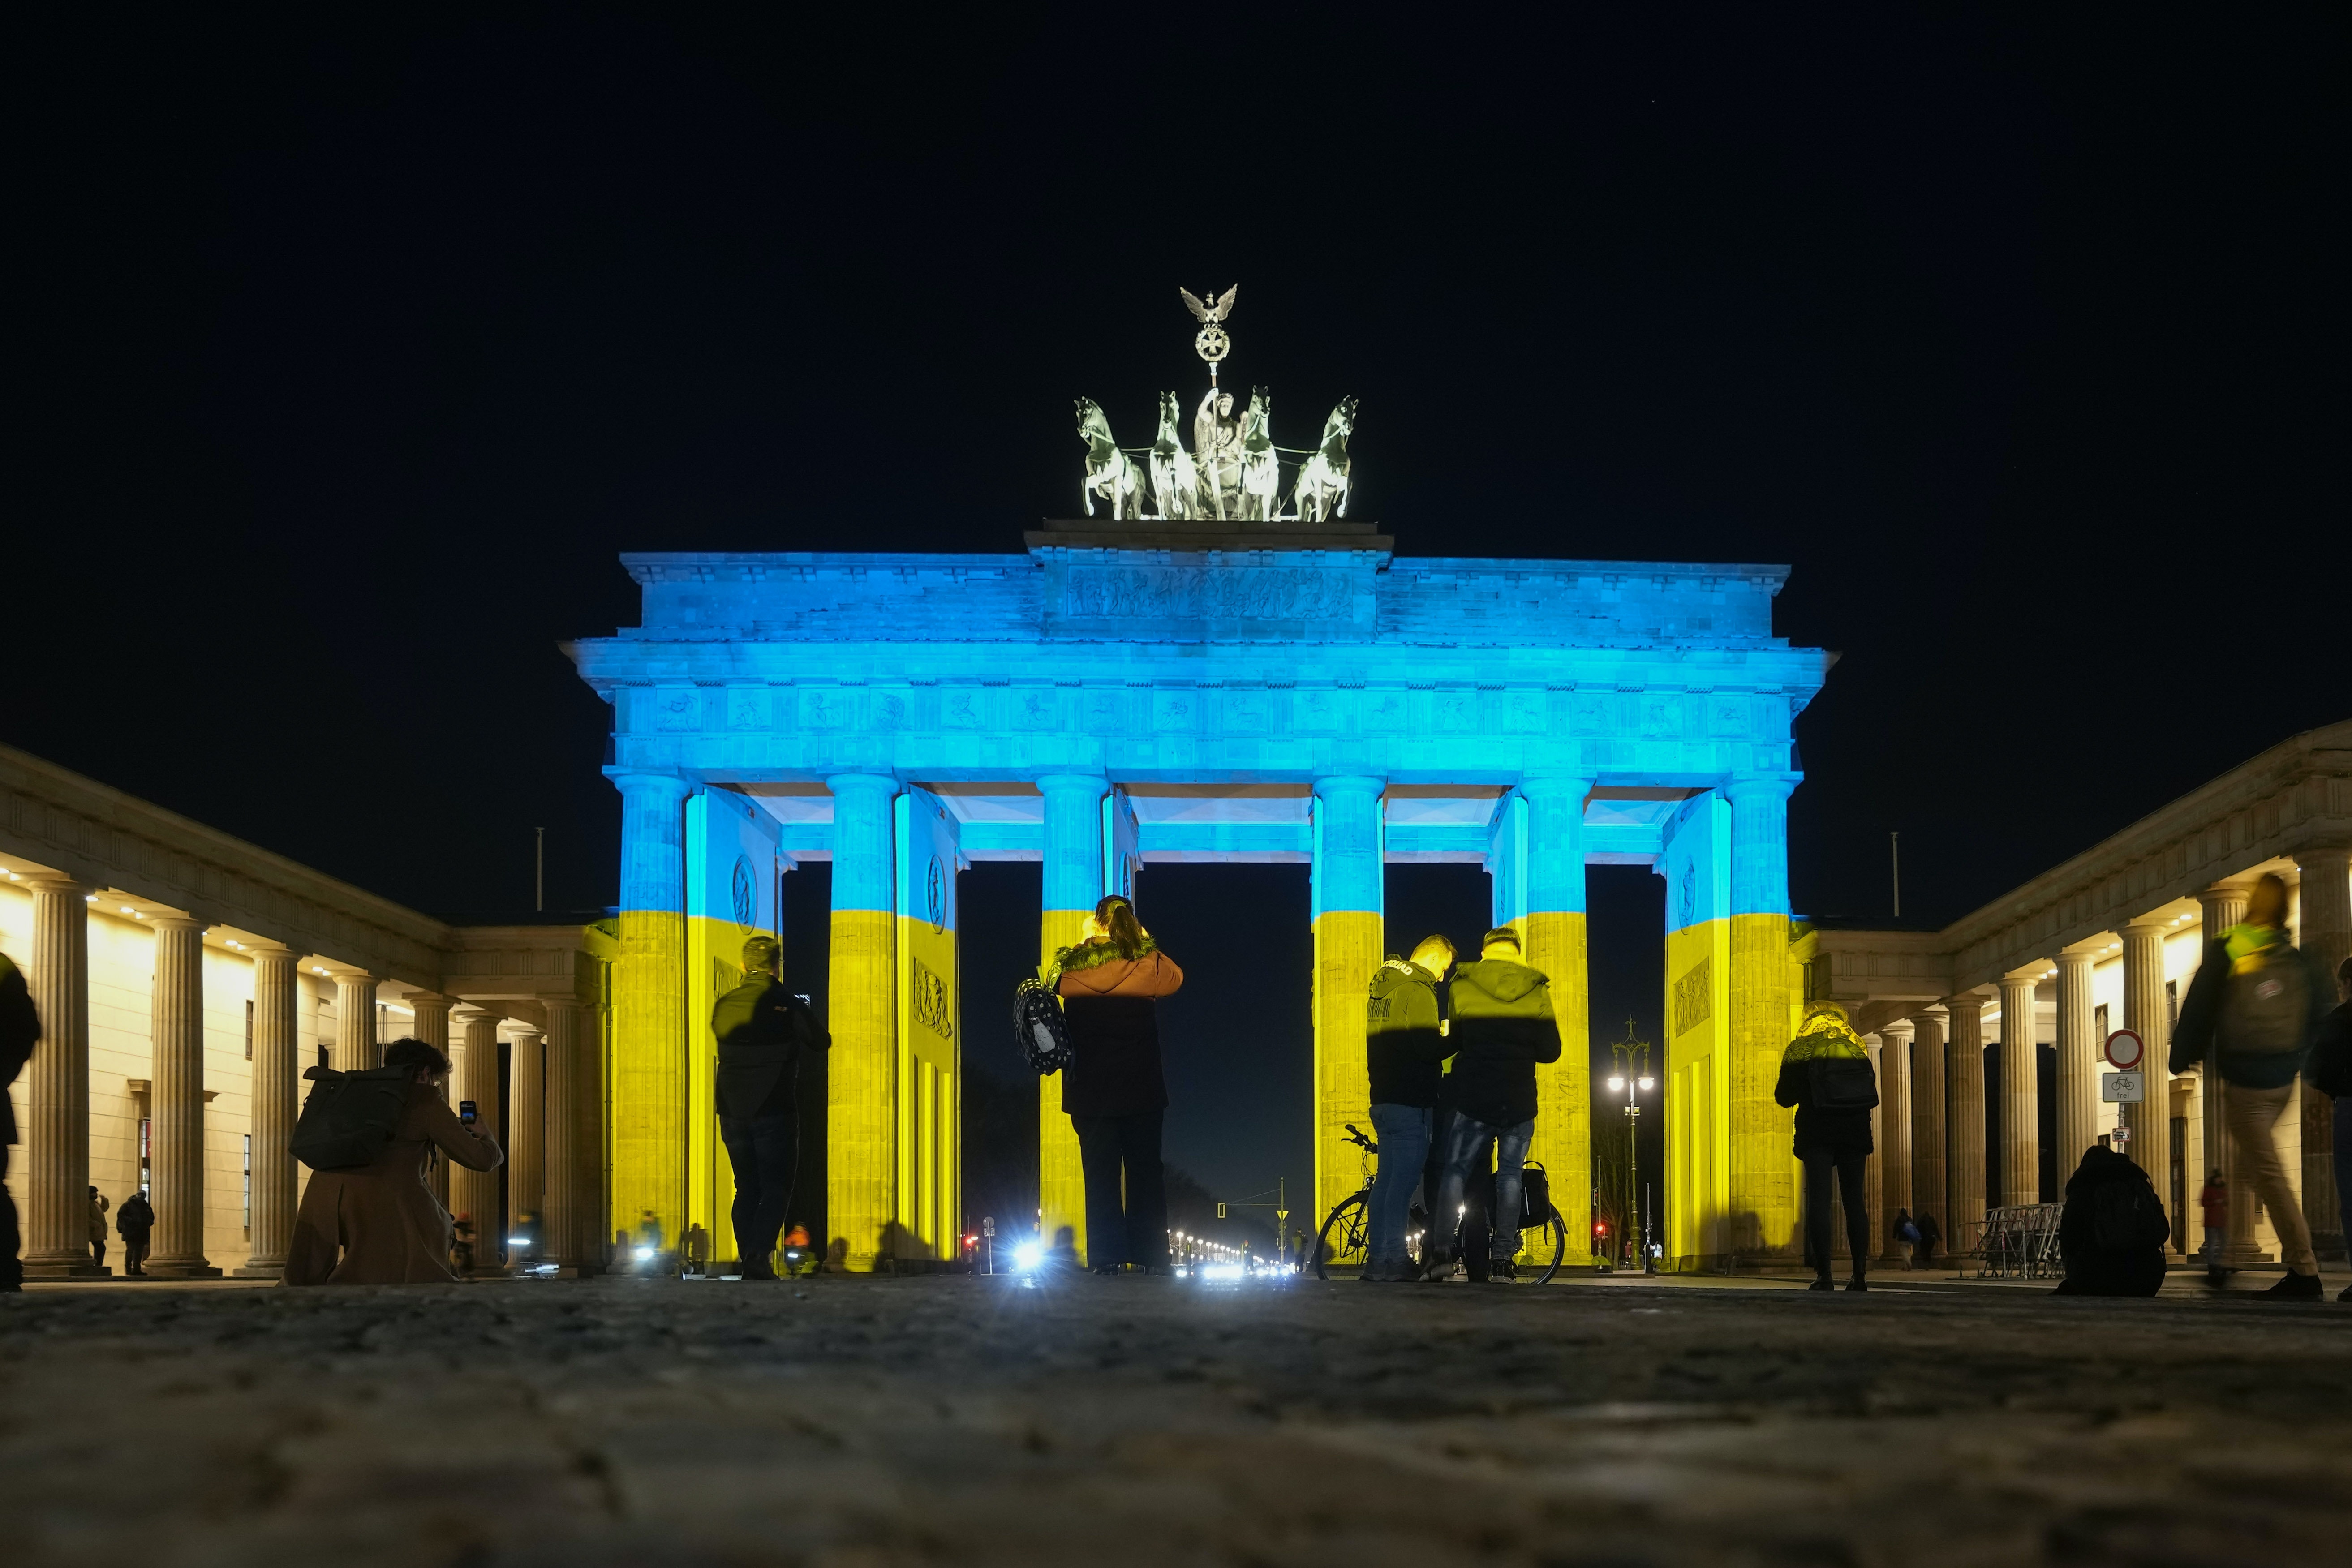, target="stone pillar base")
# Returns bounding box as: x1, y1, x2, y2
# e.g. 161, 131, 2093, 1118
22, 1257, 109, 1279
230, 1263, 285, 1280
142, 1262, 224, 1279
